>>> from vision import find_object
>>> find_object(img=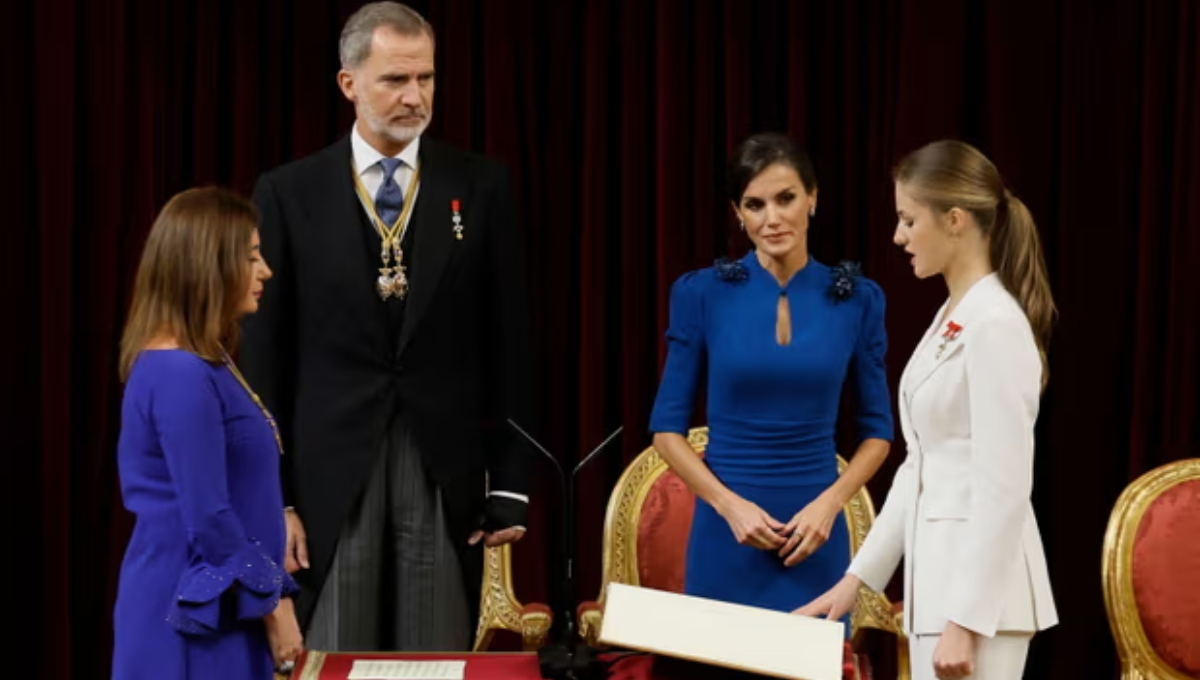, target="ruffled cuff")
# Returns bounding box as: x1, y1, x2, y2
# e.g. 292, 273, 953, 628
167, 543, 298, 635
